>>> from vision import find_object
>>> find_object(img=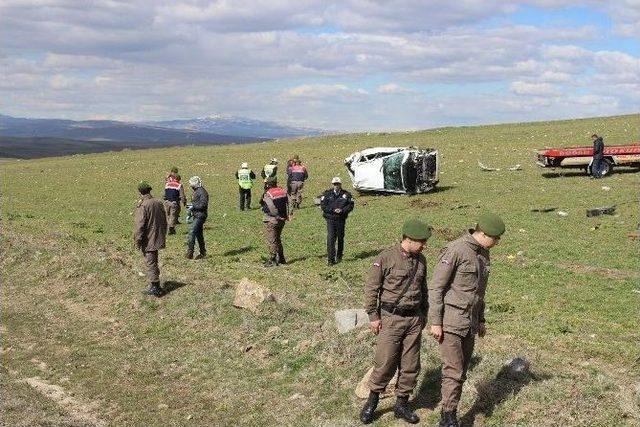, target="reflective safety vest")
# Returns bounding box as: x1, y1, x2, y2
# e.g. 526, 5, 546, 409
263, 164, 277, 178
237, 168, 253, 189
